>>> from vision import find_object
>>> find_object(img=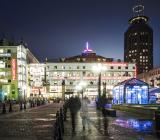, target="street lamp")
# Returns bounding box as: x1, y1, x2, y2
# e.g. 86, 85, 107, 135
92, 63, 107, 97
76, 81, 87, 99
